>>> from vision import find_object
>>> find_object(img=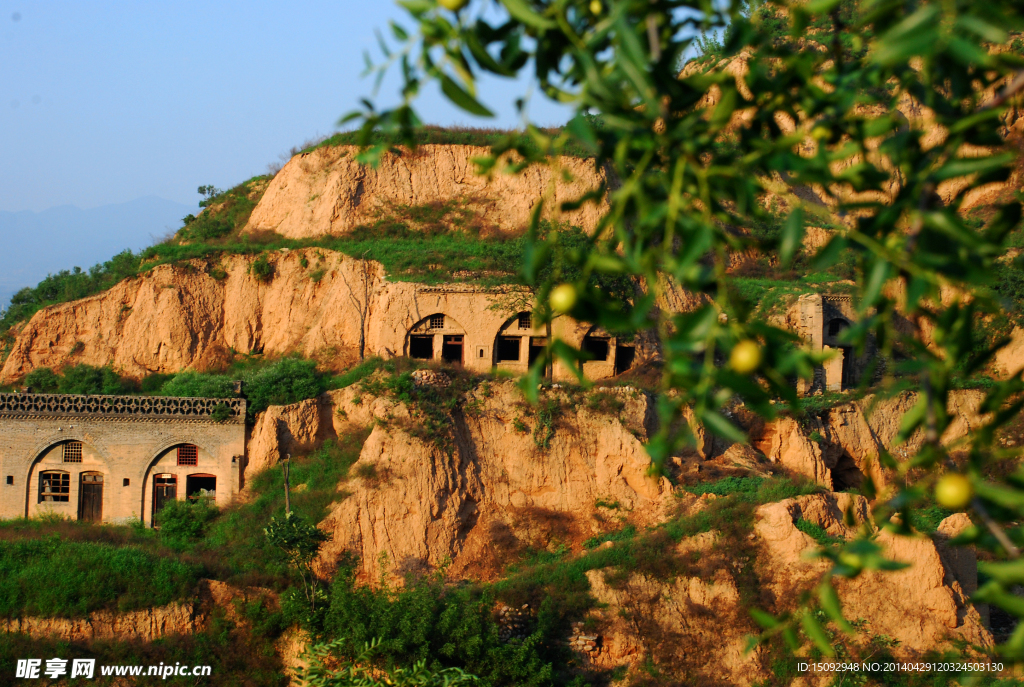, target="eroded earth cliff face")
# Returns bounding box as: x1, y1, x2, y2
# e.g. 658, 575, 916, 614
248, 381, 670, 582
243, 145, 608, 239
240, 379, 996, 685
0, 250, 385, 382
